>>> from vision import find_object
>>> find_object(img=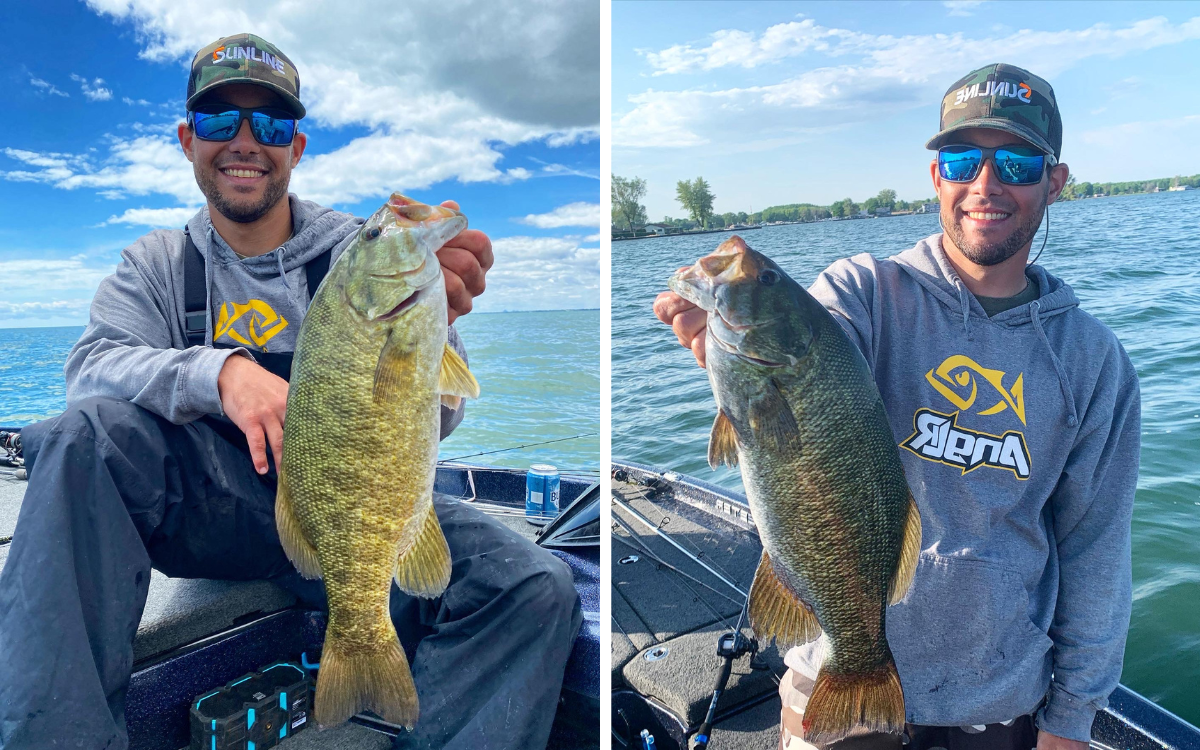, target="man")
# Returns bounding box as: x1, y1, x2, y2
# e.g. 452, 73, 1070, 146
0, 33, 581, 750
655, 64, 1139, 750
